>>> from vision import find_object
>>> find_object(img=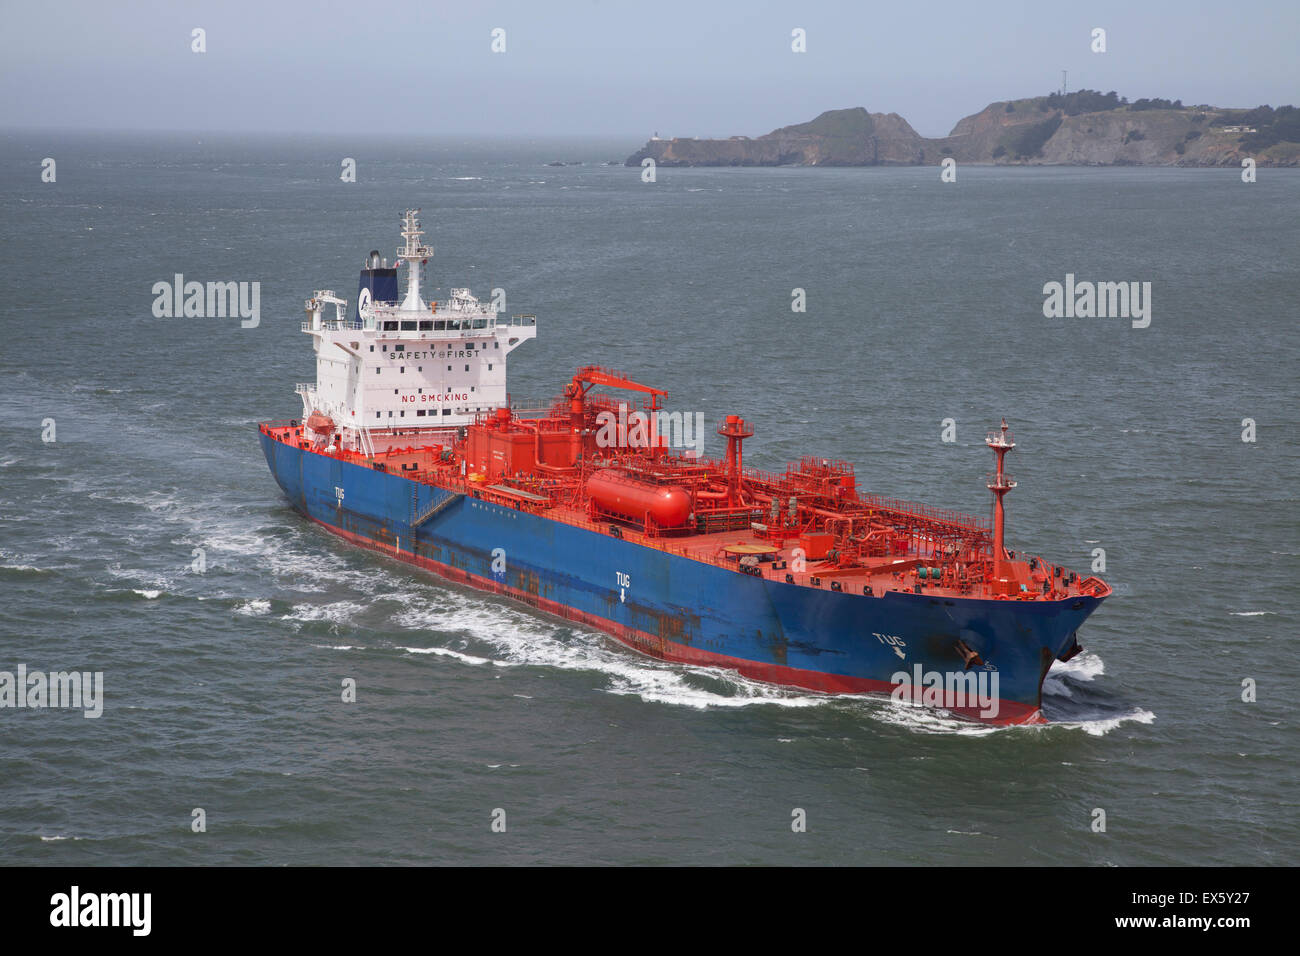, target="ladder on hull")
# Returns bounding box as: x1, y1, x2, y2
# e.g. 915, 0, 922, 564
412, 489, 462, 527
